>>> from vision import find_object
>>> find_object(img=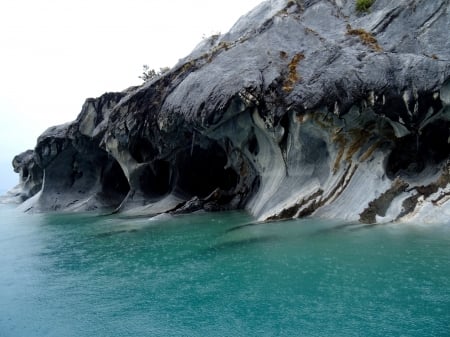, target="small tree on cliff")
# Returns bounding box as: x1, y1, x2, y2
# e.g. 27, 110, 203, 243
139, 65, 170, 82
